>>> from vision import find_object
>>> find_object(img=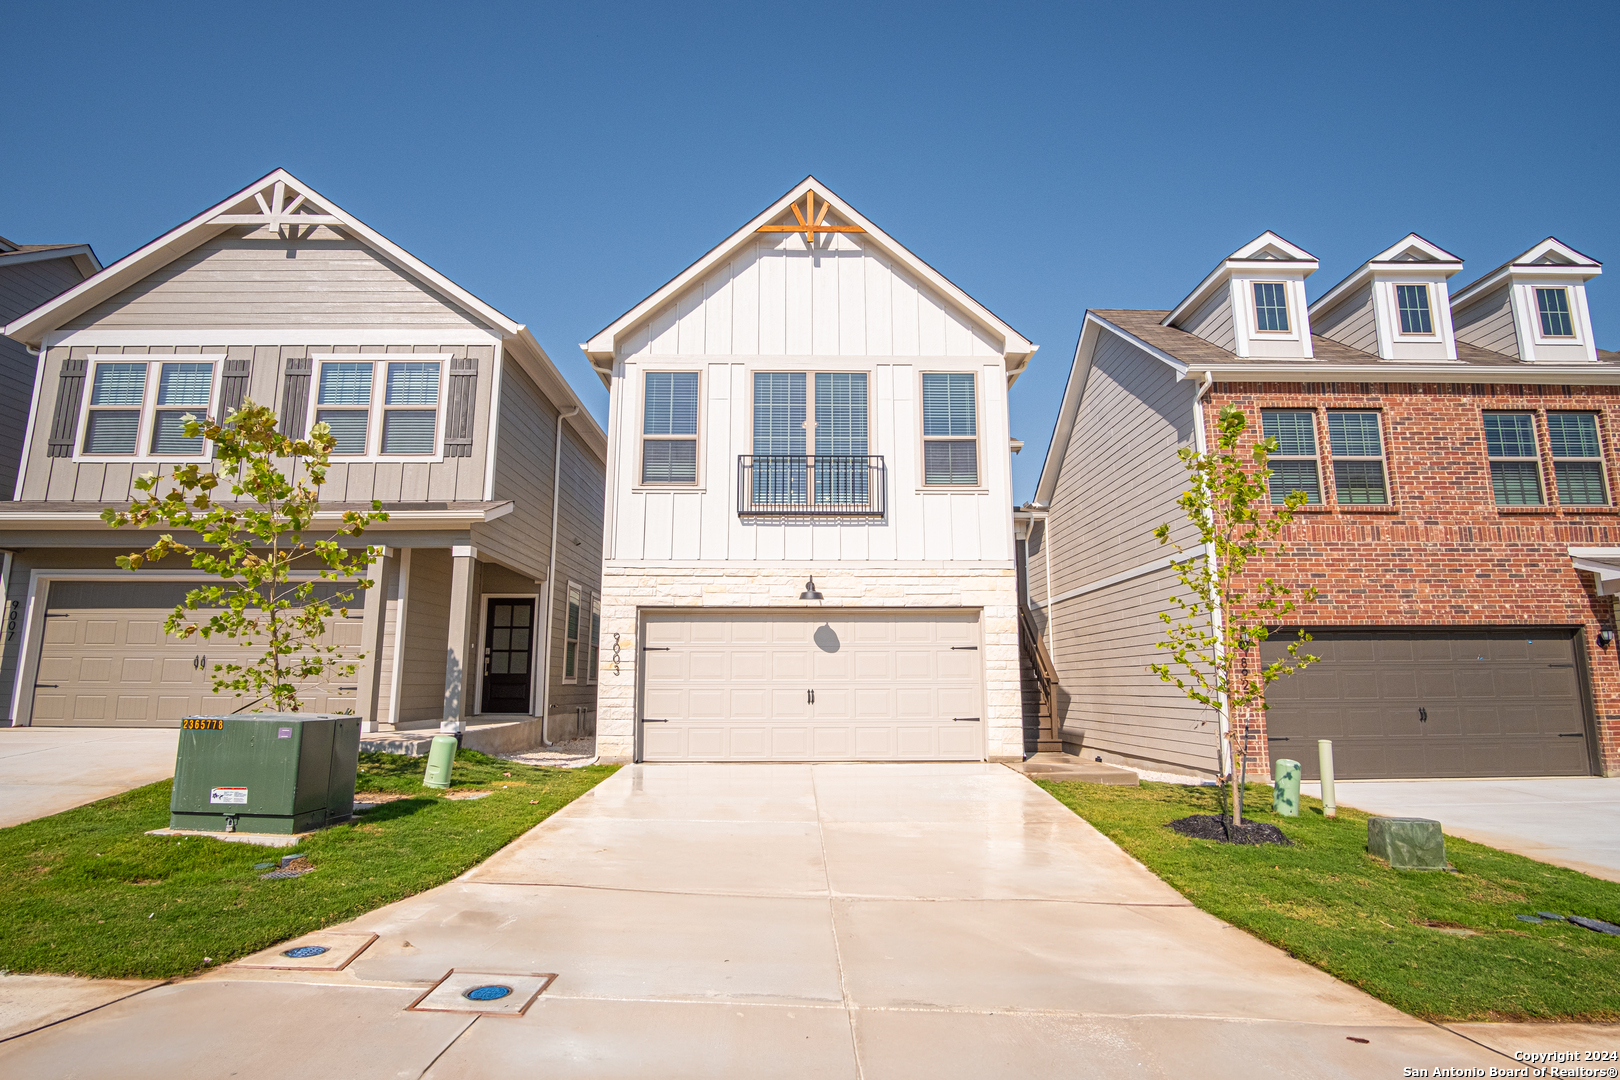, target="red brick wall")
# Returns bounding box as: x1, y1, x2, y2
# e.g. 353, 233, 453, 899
1206, 381, 1620, 778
